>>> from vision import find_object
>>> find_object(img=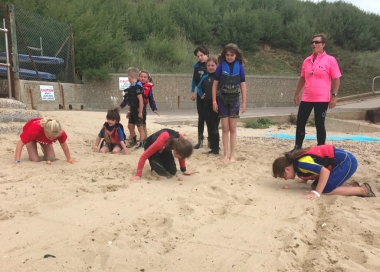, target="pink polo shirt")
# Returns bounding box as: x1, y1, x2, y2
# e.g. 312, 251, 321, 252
300, 51, 341, 102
